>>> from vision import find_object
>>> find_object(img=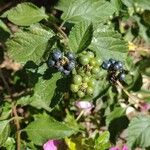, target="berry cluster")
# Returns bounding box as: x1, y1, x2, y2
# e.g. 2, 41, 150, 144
48, 49, 75, 75
101, 58, 125, 83
70, 51, 101, 98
